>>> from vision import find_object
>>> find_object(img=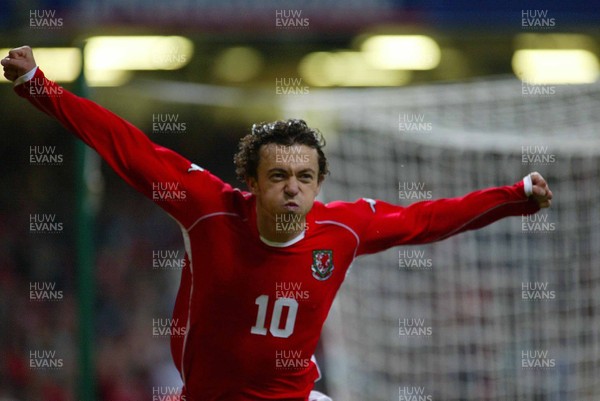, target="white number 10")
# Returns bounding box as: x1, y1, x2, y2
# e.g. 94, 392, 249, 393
250, 295, 298, 338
